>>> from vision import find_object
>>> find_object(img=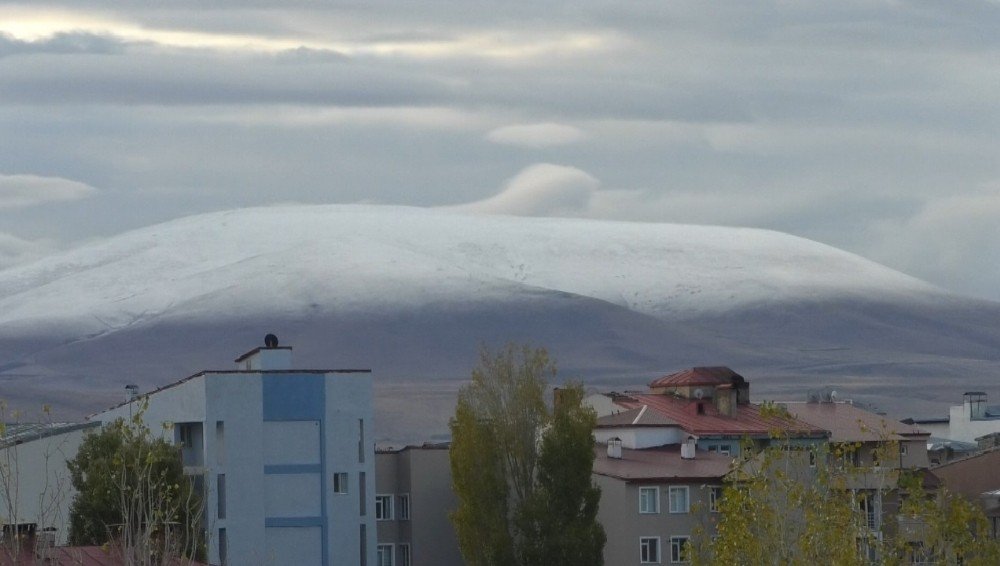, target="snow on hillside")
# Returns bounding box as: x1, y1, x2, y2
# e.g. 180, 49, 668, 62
0, 204, 943, 337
